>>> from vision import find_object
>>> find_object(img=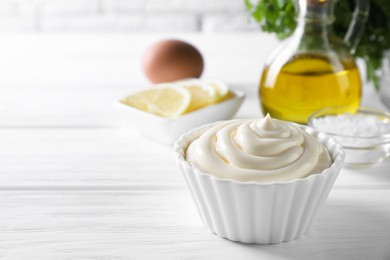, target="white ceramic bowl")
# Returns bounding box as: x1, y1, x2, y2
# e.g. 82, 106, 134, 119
173, 121, 345, 244
115, 89, 245, 144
